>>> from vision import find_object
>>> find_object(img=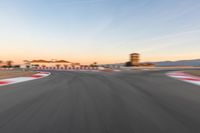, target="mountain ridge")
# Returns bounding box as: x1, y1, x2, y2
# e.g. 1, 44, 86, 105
152, 59, 200, 66
103, 59, 200, 67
